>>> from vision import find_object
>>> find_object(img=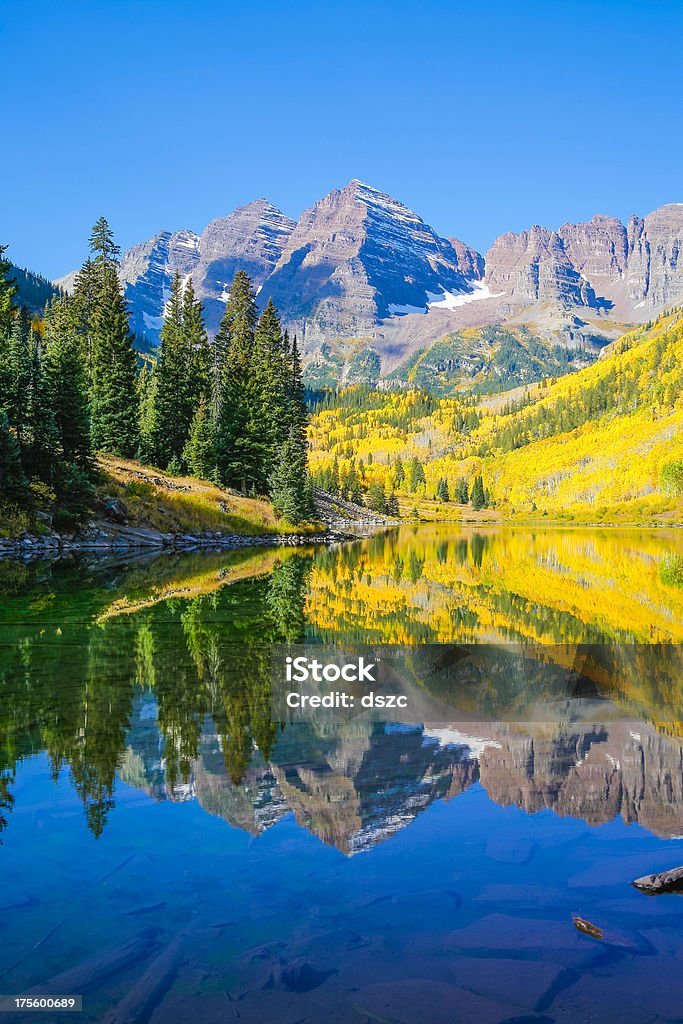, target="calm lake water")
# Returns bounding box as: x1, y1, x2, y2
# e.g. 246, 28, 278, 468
1, 526, 683, 1023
